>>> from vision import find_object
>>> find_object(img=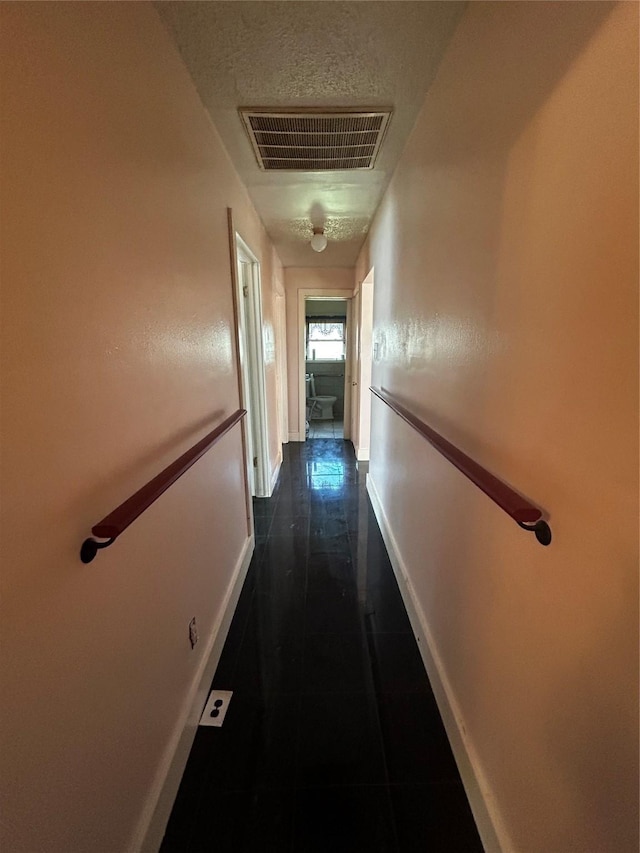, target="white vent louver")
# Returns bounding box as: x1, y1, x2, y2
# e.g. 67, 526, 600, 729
240, 110, 392, 171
